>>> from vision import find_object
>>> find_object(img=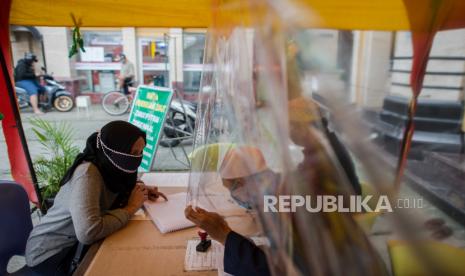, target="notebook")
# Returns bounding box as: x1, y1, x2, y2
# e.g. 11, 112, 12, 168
143, 192, 195, 233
